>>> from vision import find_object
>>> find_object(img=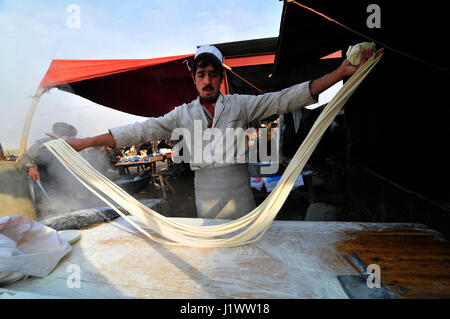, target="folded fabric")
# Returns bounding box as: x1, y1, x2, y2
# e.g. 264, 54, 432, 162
0, 216, 72, 285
